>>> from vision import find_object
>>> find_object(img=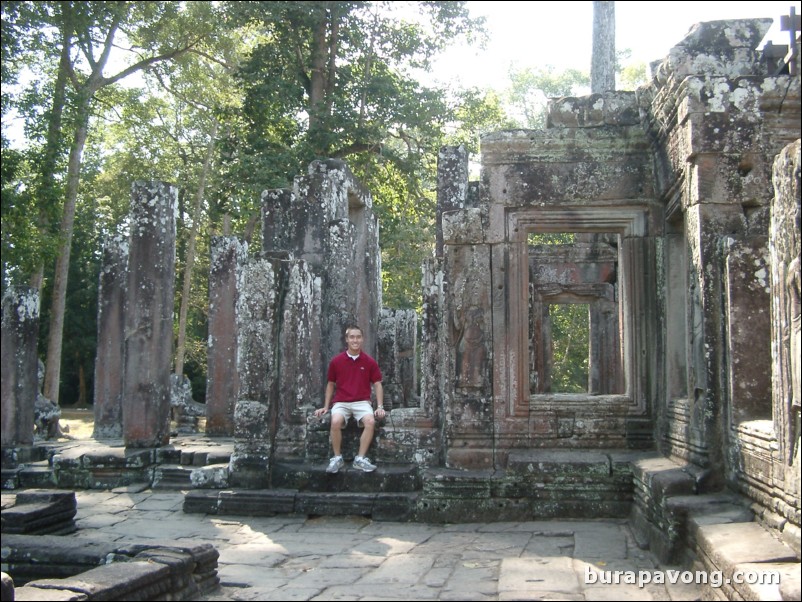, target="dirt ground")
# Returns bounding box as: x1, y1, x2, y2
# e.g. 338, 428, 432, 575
58, 408, 95, 439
